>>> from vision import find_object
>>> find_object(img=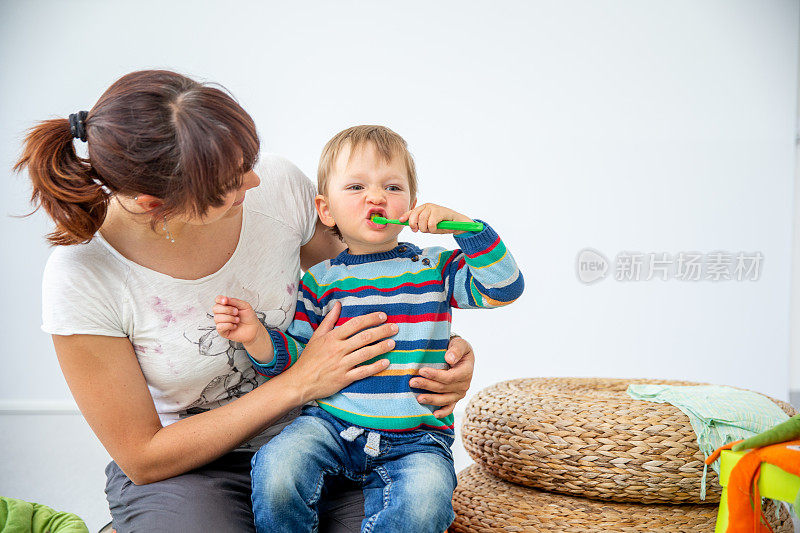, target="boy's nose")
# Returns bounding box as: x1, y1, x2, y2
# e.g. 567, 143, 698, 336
366, 189, 387, 204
